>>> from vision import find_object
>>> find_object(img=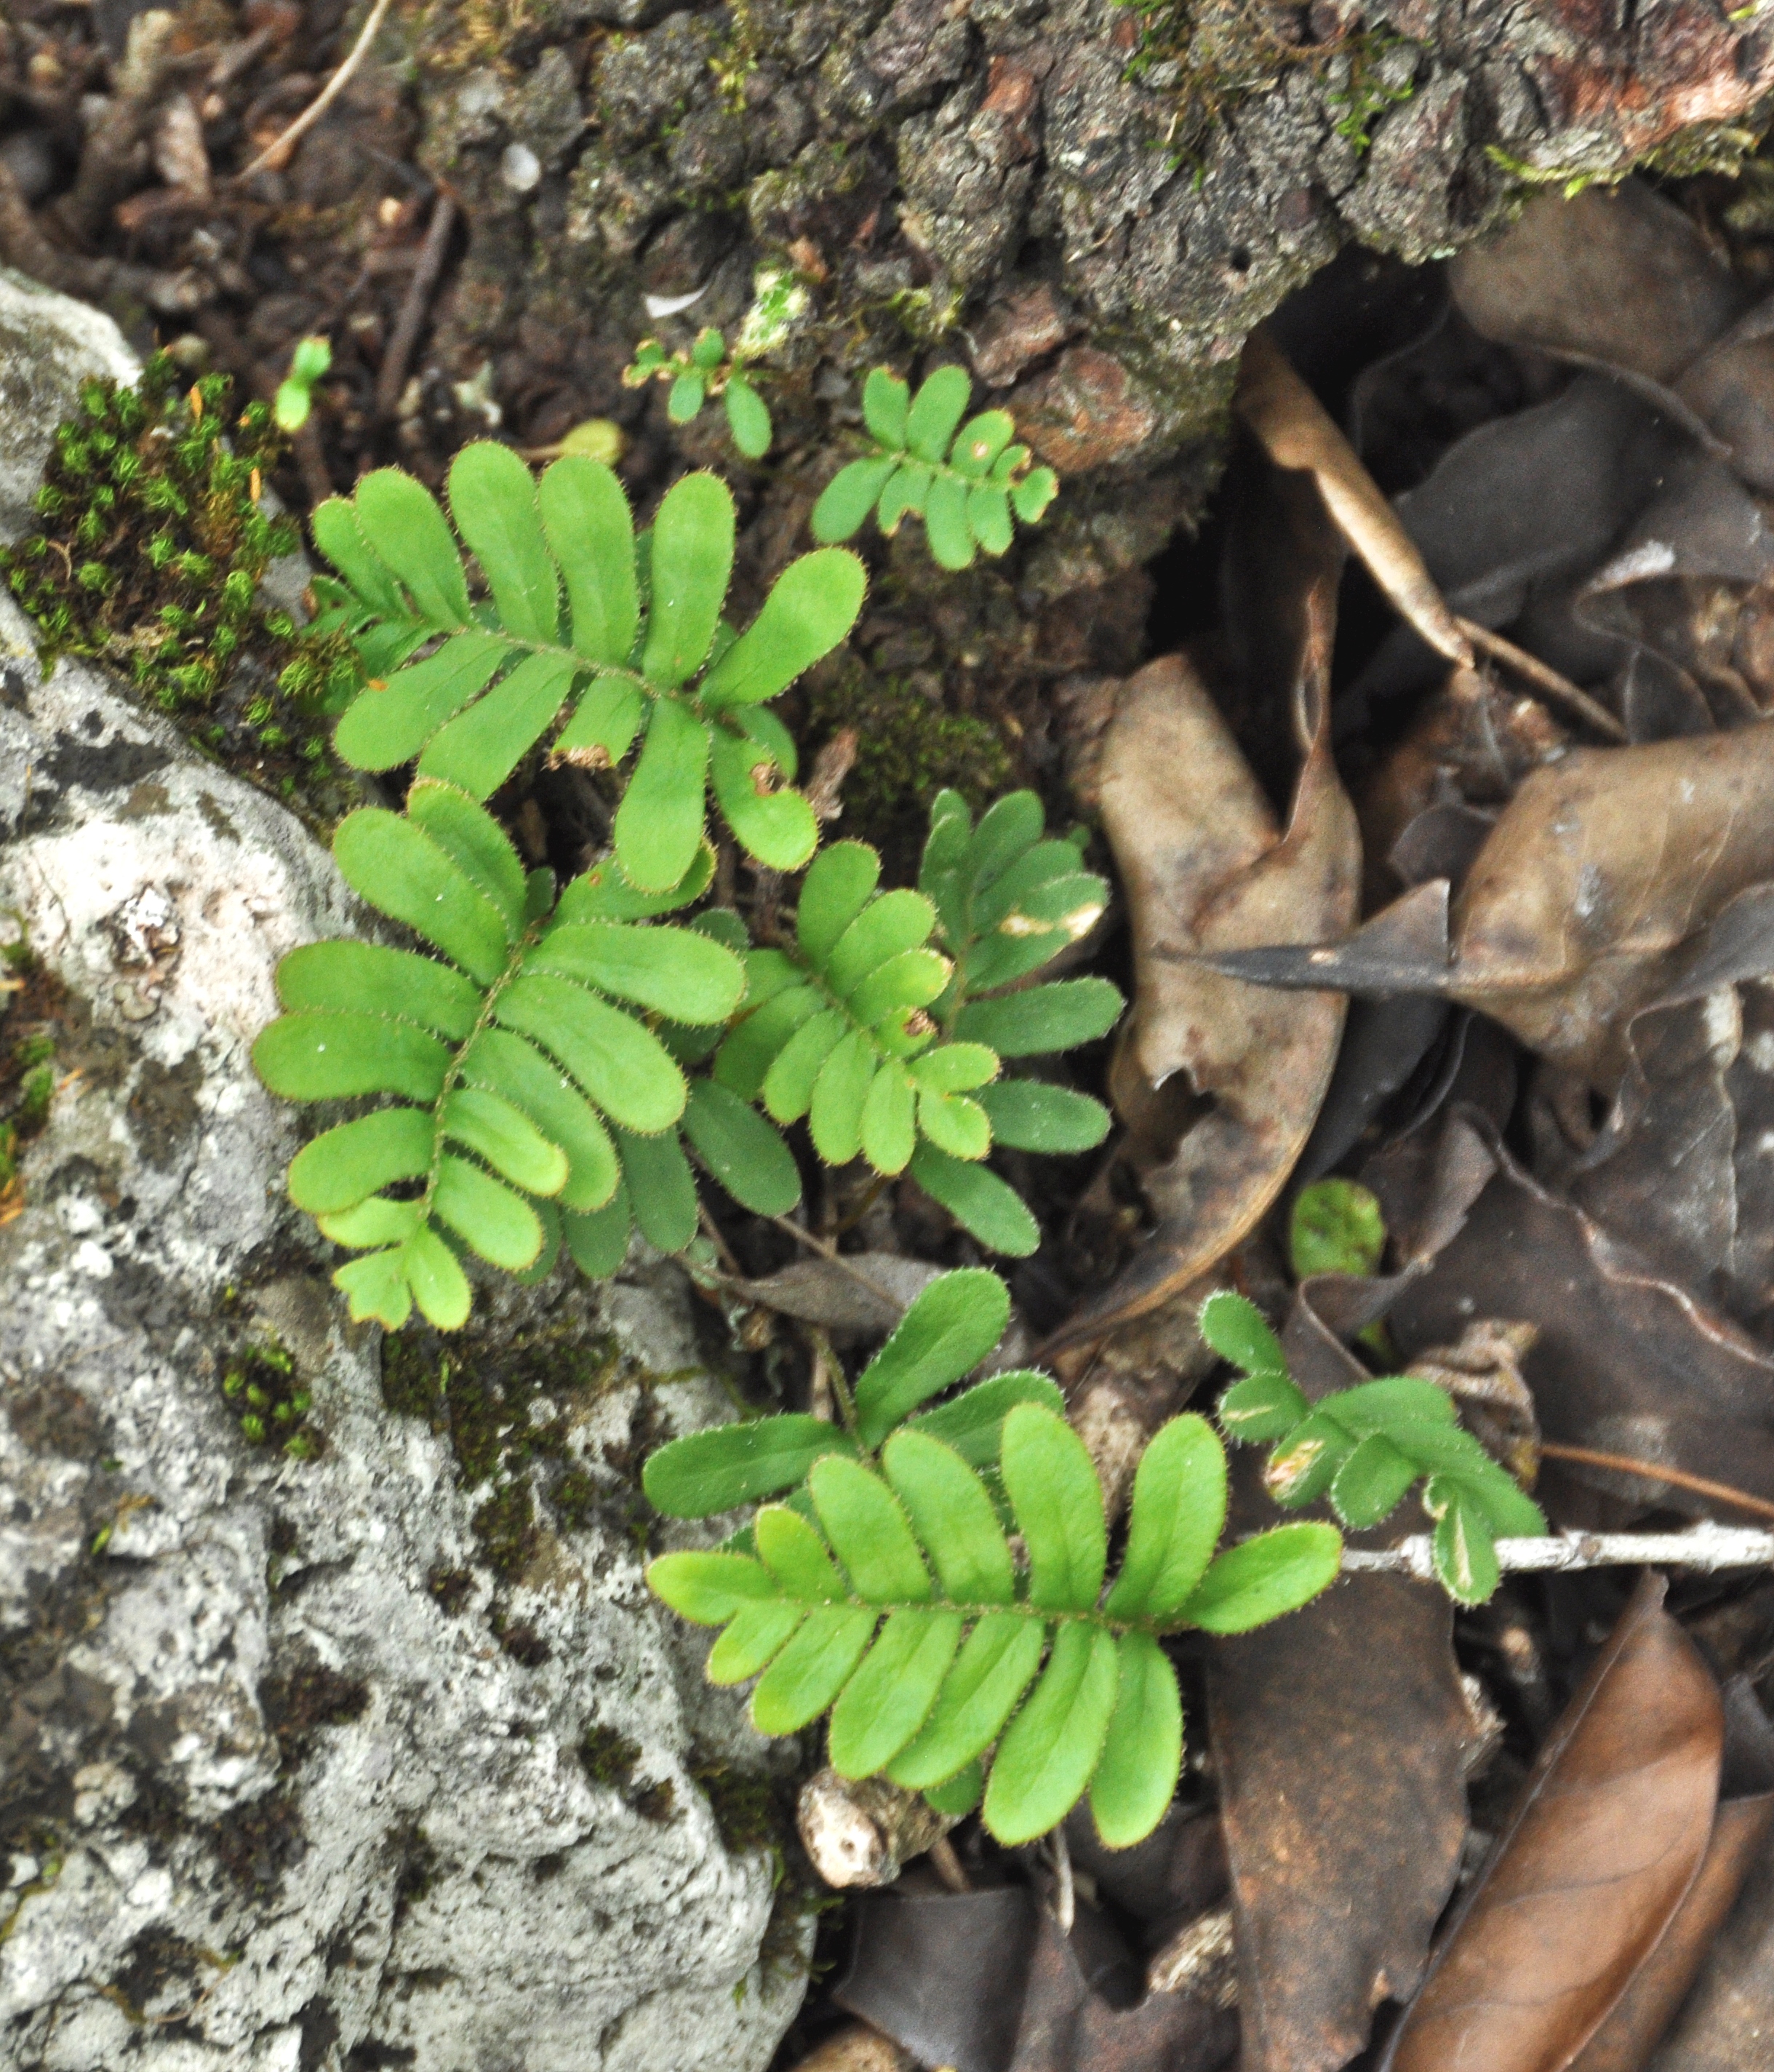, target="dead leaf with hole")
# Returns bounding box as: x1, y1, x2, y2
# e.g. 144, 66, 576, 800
1381, 1573, 1725, 2072
1044, 589, 1360, 1352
